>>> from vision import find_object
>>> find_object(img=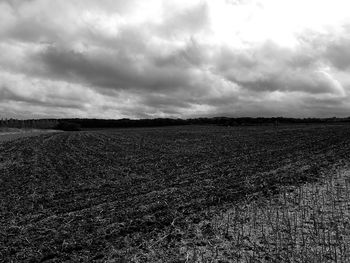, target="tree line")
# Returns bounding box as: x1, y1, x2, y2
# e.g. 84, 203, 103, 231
1, 117, 350, 131
0, 119, 59, 129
